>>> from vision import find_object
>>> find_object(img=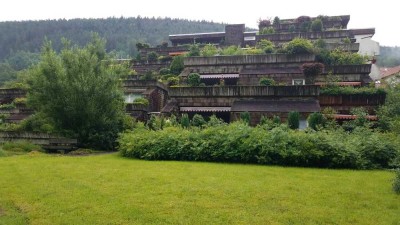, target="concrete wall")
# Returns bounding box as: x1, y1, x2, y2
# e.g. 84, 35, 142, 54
225, 24, 245, 46
256, 30, 353, 44
169, 86, 320, 98
355, 34, 379, 56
